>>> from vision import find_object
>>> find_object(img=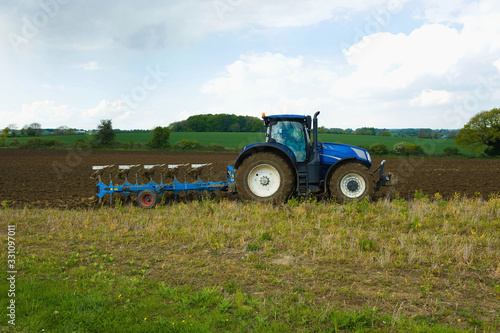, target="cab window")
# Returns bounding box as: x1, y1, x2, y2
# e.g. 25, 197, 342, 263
268, 121, 307, 162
